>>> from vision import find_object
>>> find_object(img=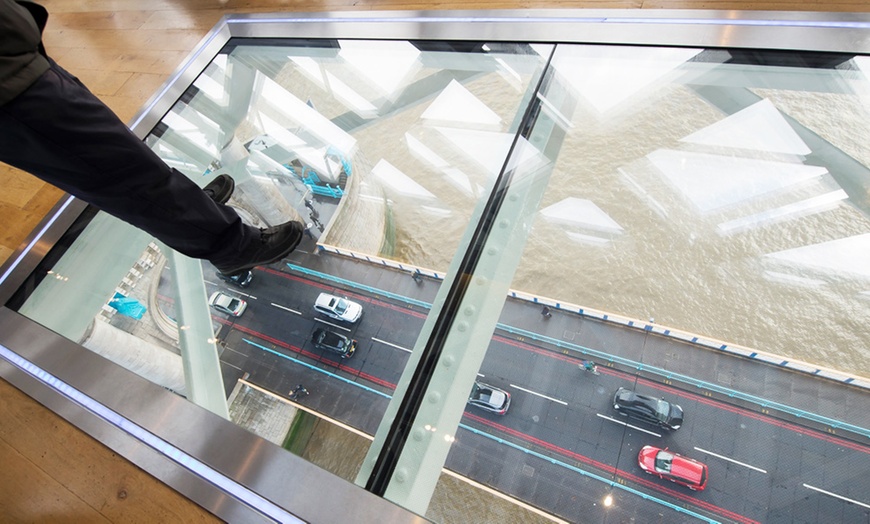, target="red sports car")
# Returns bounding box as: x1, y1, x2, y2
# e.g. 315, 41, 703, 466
638, 445, 708, 491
